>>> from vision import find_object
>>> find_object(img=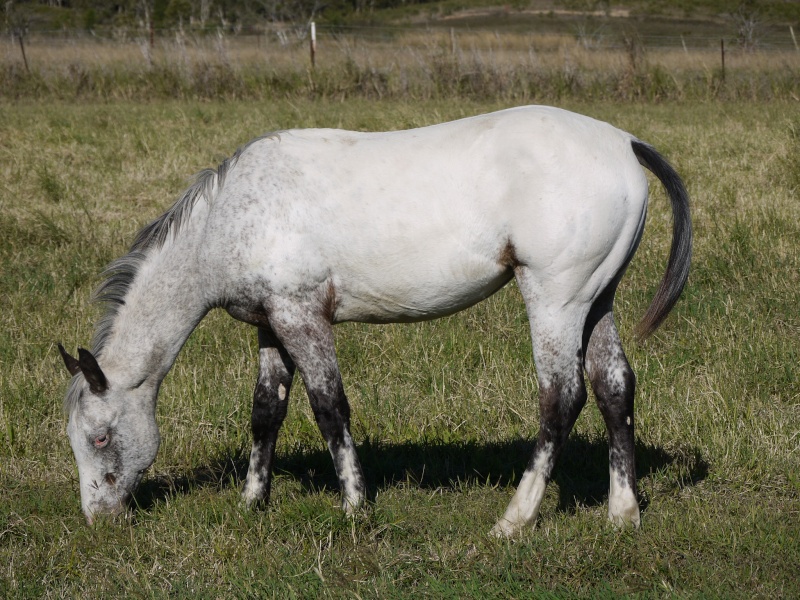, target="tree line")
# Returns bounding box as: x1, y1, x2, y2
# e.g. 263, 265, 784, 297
4, 0, 799, 32
5, 0, 415, 30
